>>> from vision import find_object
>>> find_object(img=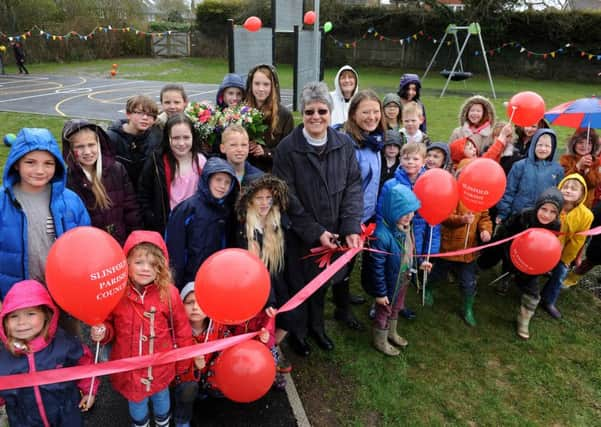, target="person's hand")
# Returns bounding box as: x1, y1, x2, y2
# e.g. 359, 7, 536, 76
258, 327, 269, 344
420, 261, 433, 272
194, 356, 206, 370
90, 324, 106, 342
319, 231, 339, 249
375, 296, 389, 306
480, 230, 491, 243
265, 307, 277, 318
495, 217, 503, 225
249, 141, 265, 156
577, 154, 593, 171
461, 212, 475, 224
345, 233, 362, 248
501, 123, 514, 140
79, 394, 95, 412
